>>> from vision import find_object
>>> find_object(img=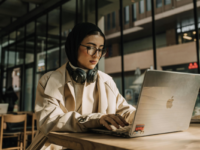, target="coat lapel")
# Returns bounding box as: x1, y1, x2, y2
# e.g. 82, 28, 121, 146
44, 63, 75, 108
65, 70, 76, 104
96, 71, 111, 114
44, 63, 111, 115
